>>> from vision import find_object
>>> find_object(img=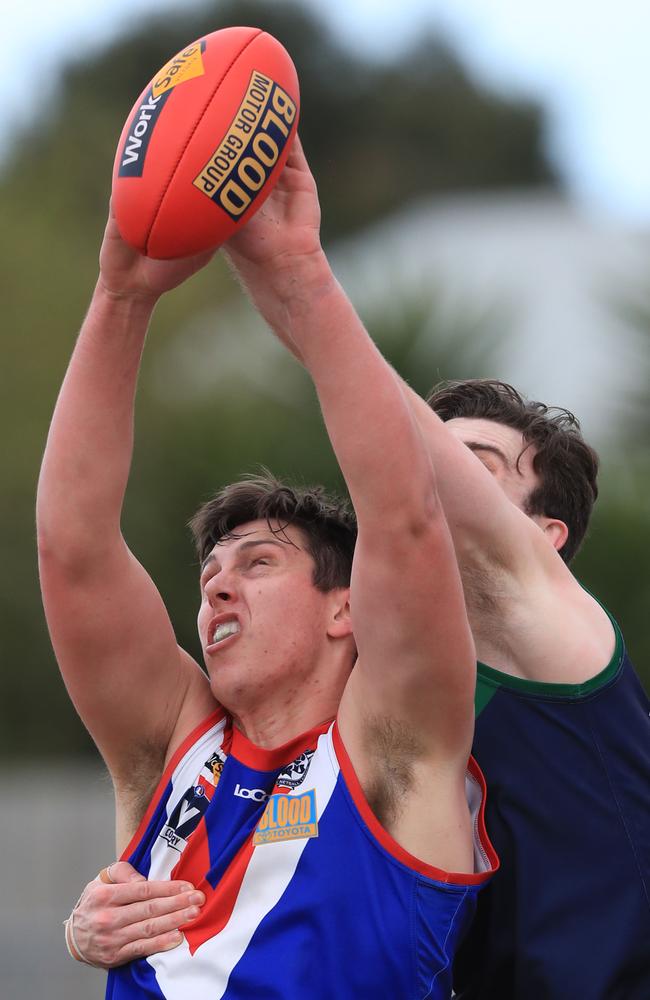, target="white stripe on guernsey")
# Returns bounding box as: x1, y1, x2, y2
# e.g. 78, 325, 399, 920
147, 720, 227, 881
149, 728, 340, 1000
